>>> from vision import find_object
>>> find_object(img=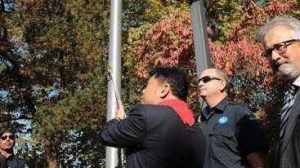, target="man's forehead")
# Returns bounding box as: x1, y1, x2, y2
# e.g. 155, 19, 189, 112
2, 132, 13, 136
264, 25, 293, 44
150, 75, 166, 83
149, 75, 157, 81
200, 69, 217, 76
148, 76, 160, 84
